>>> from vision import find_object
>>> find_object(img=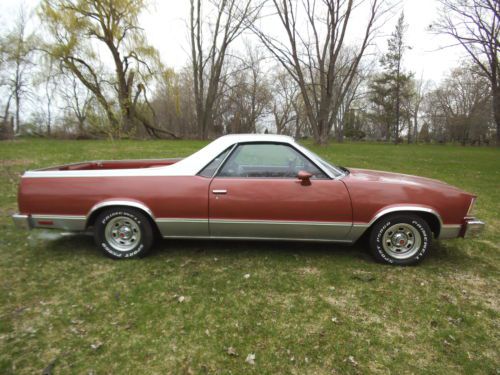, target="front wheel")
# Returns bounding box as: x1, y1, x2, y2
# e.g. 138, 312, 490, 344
94, 207, 154, 259
369, 214, 432, 266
